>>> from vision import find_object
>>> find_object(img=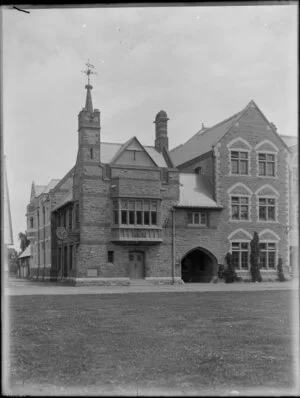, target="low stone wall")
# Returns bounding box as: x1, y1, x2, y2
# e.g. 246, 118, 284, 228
72, 277, 131, 286
145, 277, 184, 285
